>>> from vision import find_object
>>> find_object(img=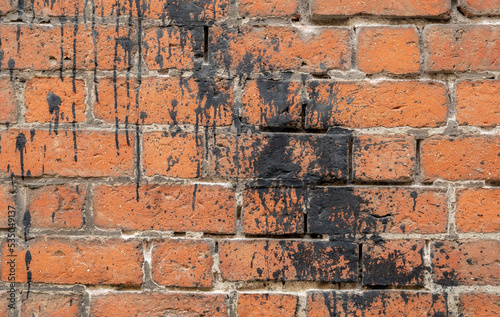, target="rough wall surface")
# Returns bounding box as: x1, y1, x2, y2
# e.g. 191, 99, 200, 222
0, 0, 499, 316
